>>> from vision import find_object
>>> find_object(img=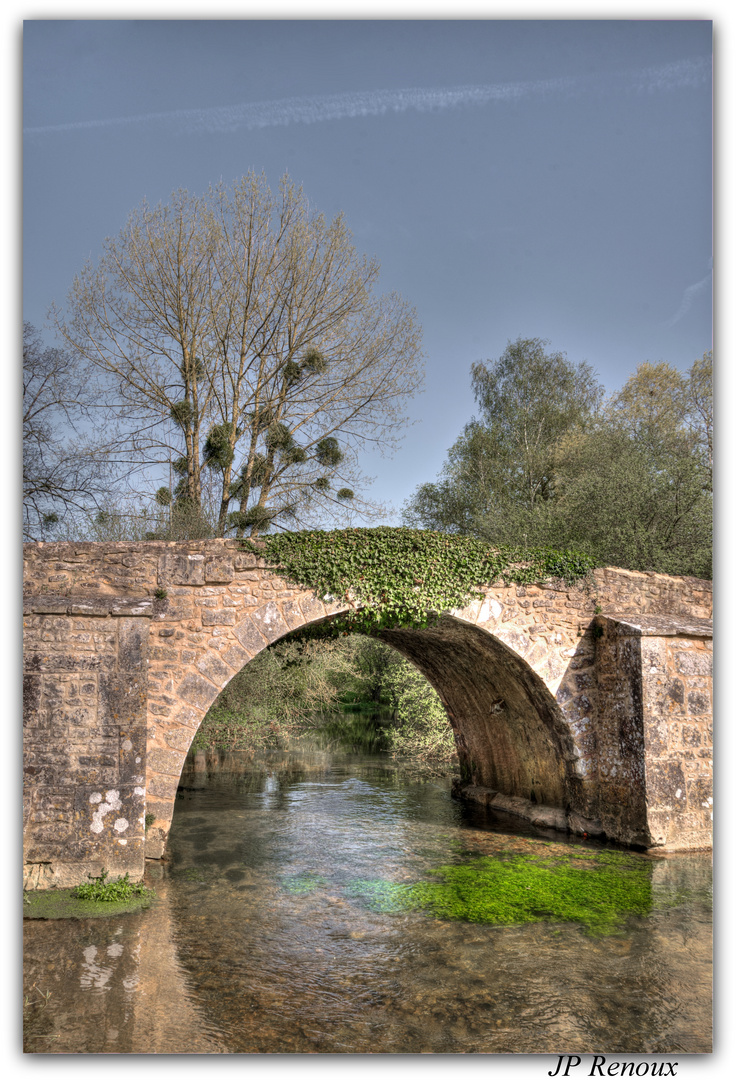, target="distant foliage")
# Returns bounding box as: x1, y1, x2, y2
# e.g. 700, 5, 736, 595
191, 635, 364, 752
192, 630, 458, 765
385, 662, 456, 763
403, 340, 712, 579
